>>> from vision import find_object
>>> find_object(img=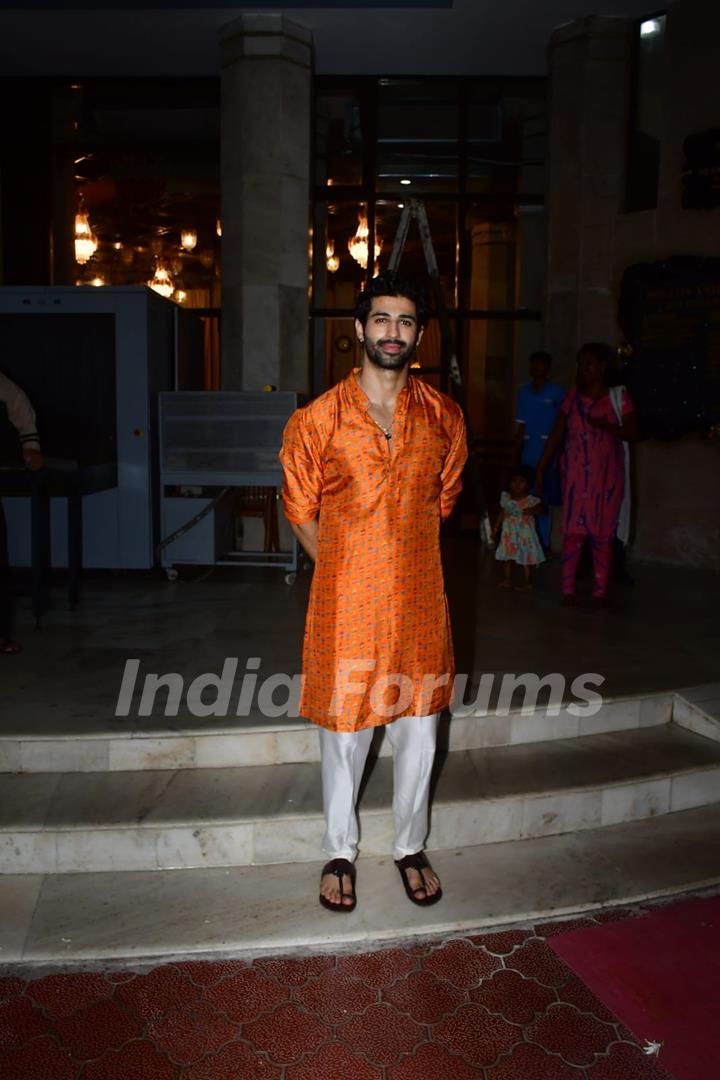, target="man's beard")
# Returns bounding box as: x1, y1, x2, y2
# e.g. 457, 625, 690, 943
363, 337, 417, 370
